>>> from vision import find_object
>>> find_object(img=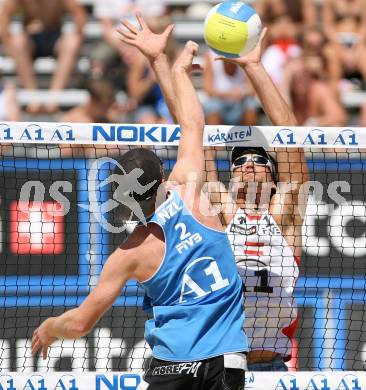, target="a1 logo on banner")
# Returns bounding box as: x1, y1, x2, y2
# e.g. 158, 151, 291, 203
9, 201, 64, 255
0, 375, 15, 390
